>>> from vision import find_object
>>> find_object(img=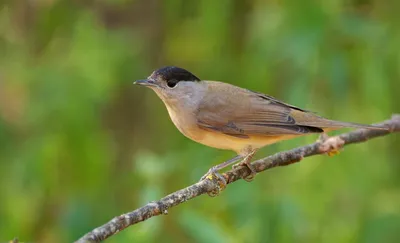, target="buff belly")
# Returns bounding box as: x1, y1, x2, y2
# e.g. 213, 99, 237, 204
187, 128, 299, 155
